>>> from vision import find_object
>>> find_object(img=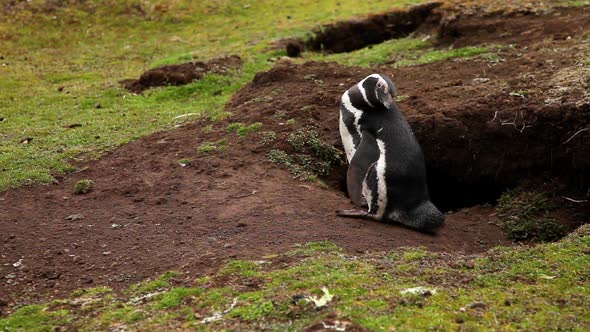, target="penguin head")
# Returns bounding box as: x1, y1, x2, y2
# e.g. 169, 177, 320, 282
358, 74, 397, 110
